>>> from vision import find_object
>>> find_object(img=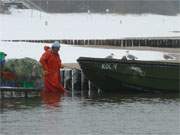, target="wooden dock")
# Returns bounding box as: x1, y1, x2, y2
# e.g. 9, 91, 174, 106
0, 86, 41, 99
0, 69, 97, 99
